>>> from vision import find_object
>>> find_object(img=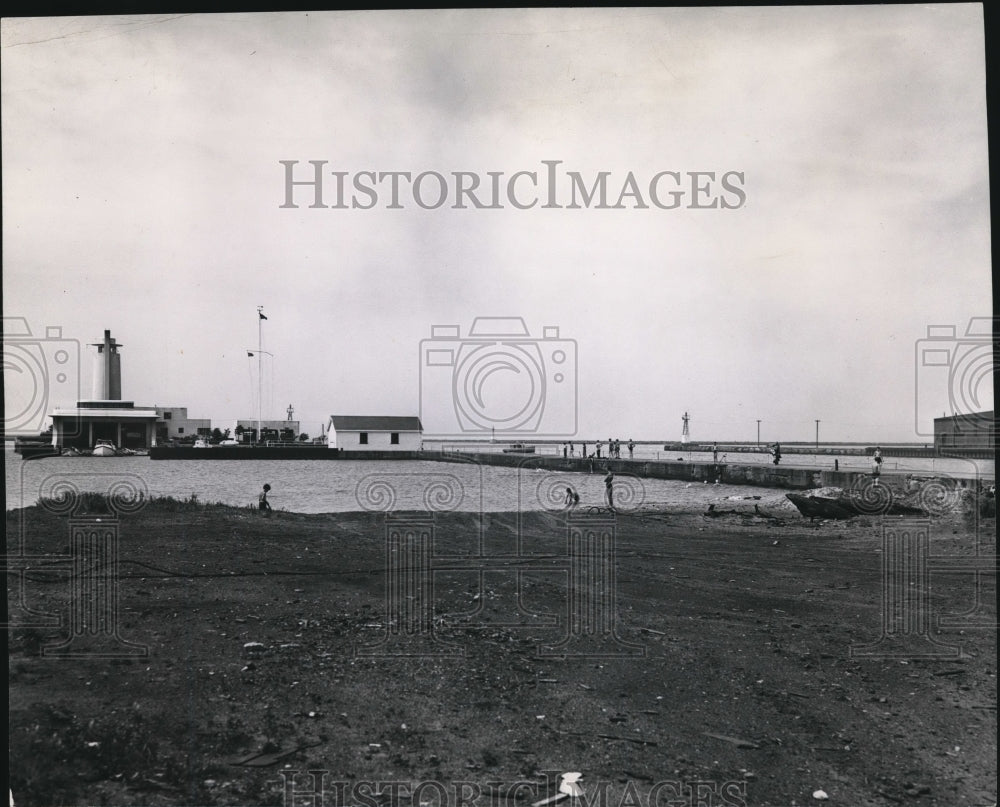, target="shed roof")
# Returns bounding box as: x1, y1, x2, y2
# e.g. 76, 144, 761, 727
329, 416, 423, 432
